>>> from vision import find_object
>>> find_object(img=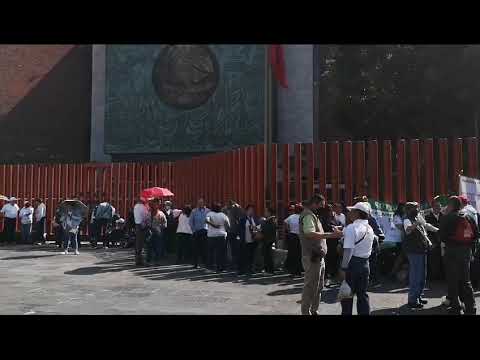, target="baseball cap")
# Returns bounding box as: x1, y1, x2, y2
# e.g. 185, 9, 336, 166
347, 202, 371, 215
9, 197, 17, 201
458, 195, 469, 206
